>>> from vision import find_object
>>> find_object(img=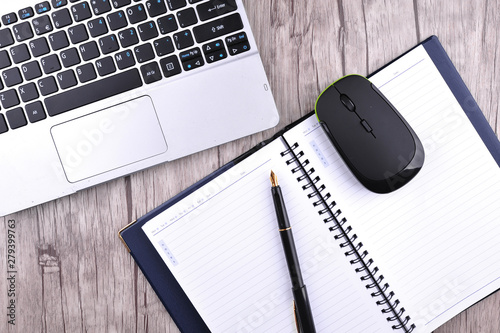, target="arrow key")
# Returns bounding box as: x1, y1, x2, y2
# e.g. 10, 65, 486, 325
205, 48, 227, 64
202, 39, 223, 54
228, 41, 250, 56
182, 56, 204, 71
